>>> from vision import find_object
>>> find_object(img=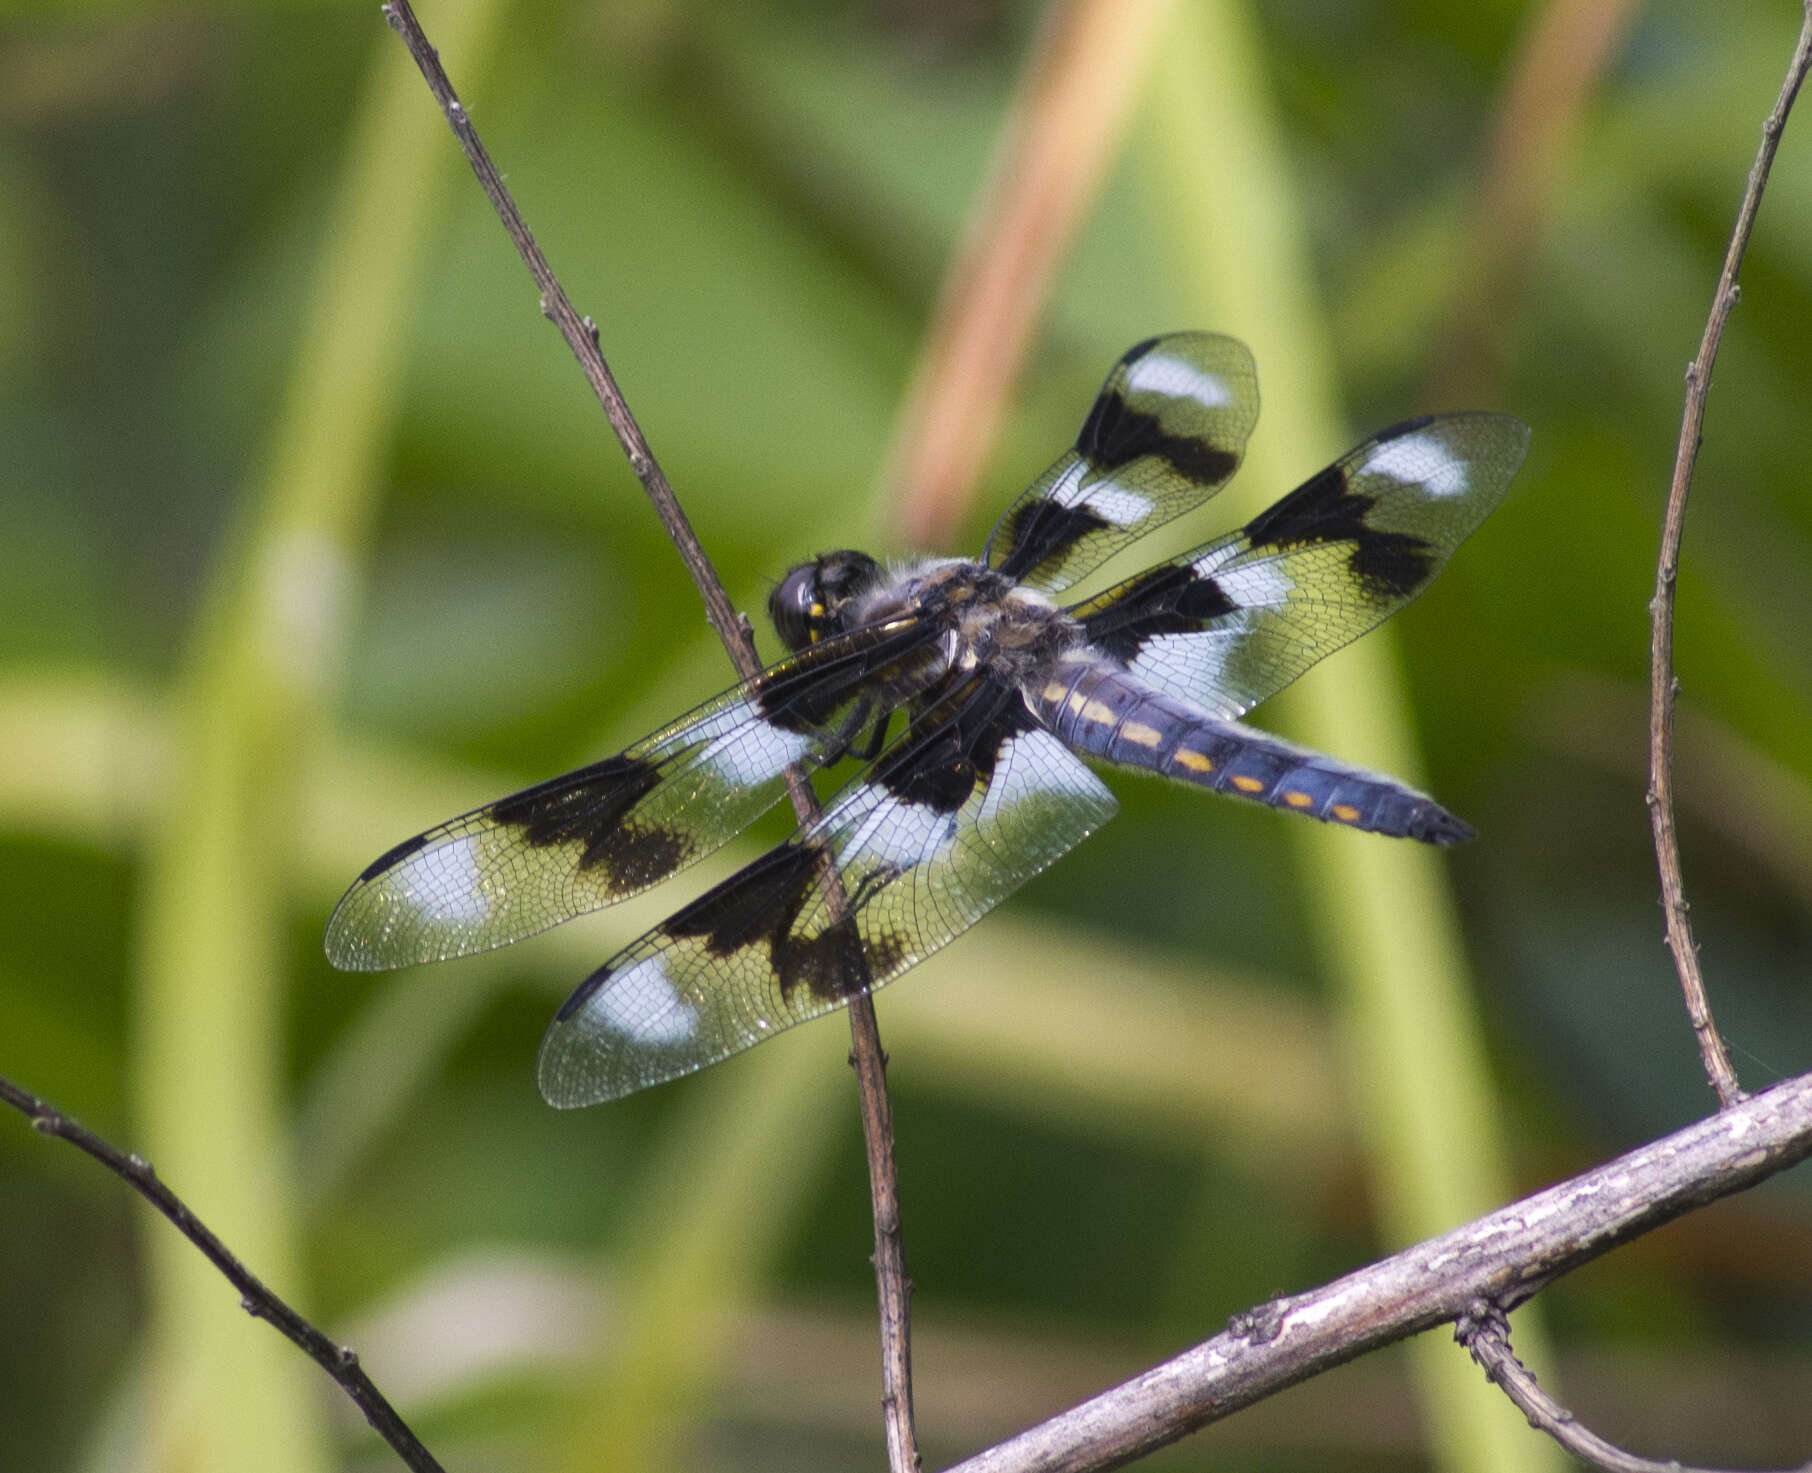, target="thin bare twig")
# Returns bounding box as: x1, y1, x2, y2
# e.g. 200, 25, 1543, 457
0, 1076, 444, 1473
1648, 0, 1812, 1109
850, 1009, 918, 1471
1457, 1300, 1812, 1473
379, 3, 919, 1464
945, 1073, 1812, 1473
850, 1001, 921, 1471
